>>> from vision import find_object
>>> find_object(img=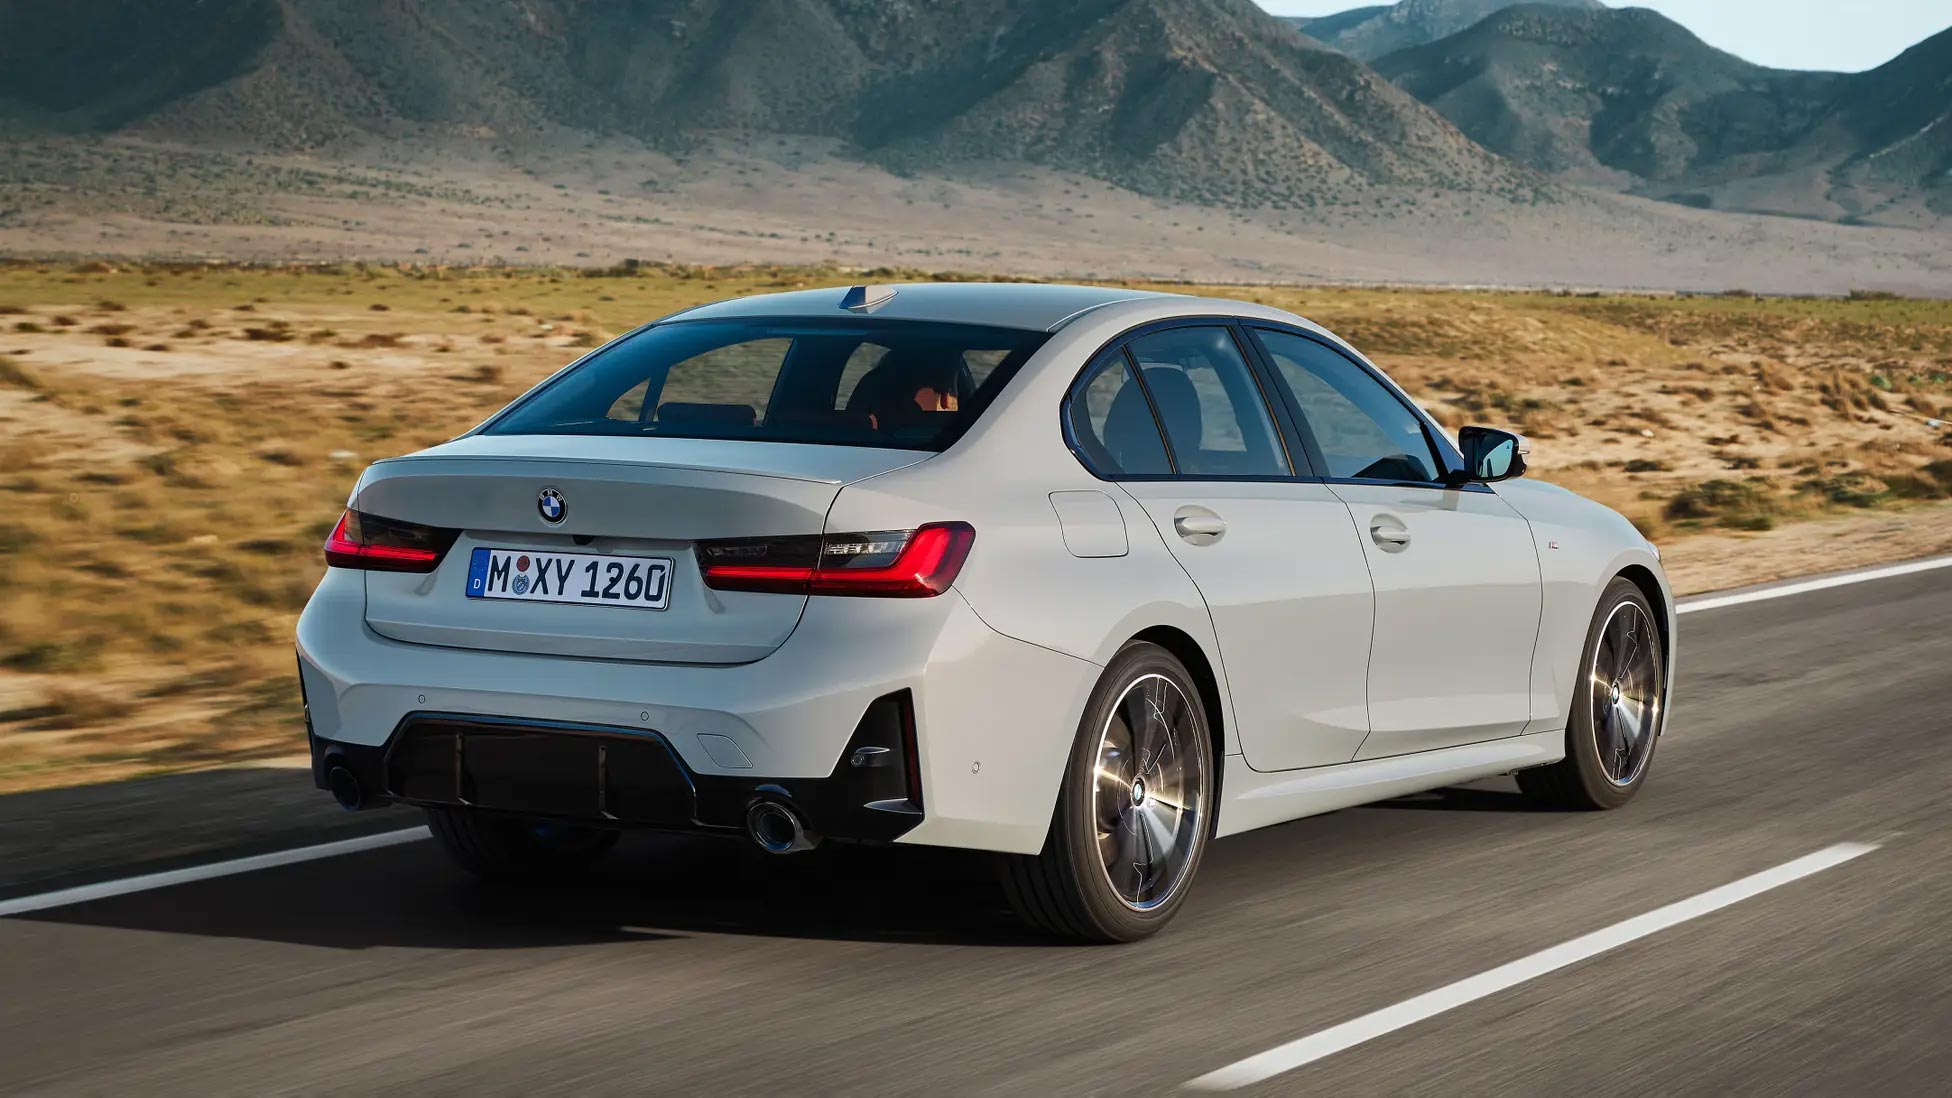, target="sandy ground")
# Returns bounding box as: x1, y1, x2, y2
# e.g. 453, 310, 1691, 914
1660, 502, 1952, 594
4, 133, 1951, 296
